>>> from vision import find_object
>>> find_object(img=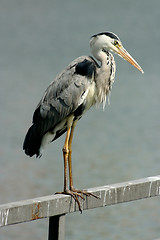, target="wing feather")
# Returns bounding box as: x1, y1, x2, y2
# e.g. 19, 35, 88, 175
33, 56, 95, 132
23, 56, 97, 157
